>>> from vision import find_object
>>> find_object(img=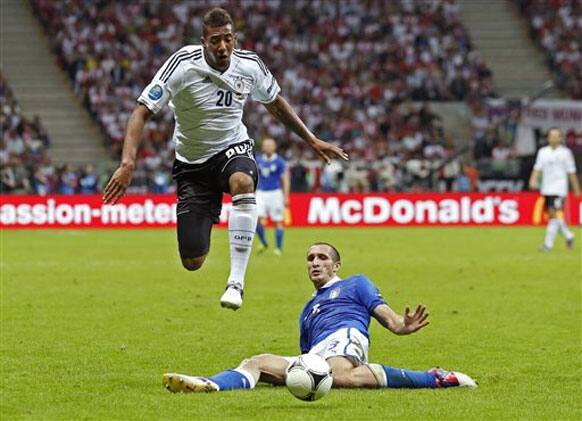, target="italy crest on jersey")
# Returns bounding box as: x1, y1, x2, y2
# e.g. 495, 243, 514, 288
329, 288, 341, 299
